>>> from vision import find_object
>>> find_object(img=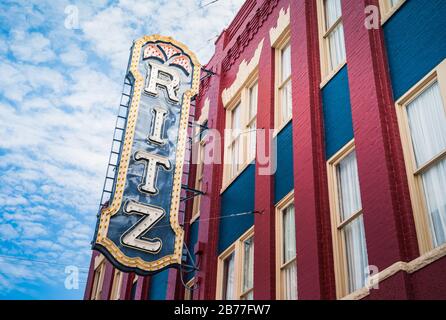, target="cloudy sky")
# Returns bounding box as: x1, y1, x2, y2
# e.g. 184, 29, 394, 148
0, 0, 244, 300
